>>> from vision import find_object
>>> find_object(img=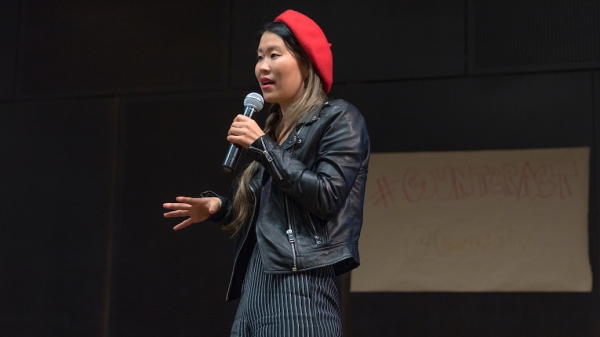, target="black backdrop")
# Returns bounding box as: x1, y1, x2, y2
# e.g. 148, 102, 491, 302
1, 0, 599, 336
